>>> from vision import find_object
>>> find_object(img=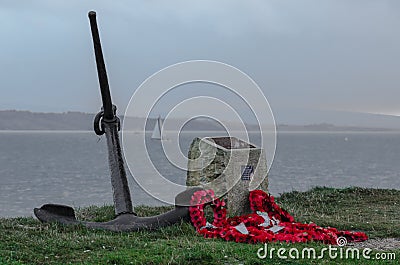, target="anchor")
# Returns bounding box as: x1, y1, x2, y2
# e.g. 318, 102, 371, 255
34, 11, 200, 231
